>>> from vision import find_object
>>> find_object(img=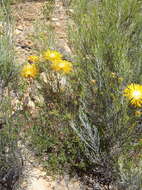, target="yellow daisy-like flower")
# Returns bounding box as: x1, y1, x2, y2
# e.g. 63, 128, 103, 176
28, 55, 39, 63
124, 84, 142, 107
57, 60, 73, 73
51, 62, 61, 71
51, 60, 73, 74
43, 50, 62, 62
21, 64, 38, 78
